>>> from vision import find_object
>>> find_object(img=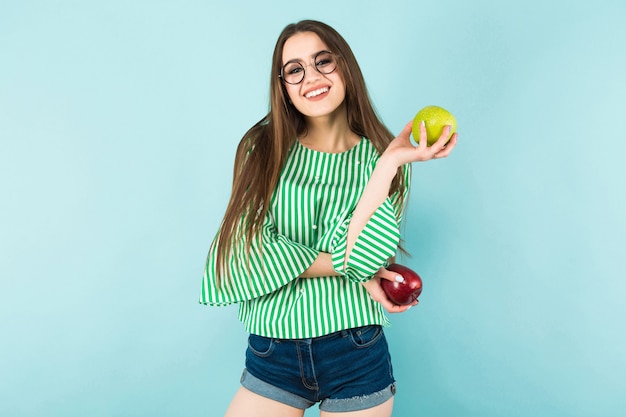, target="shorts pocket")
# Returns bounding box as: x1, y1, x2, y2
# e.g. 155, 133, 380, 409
348, 325, 383, 349
247, 334, 275, 357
